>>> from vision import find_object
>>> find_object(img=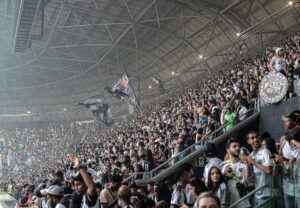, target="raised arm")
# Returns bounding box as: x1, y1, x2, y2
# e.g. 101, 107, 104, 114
69, 154, 96, 197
